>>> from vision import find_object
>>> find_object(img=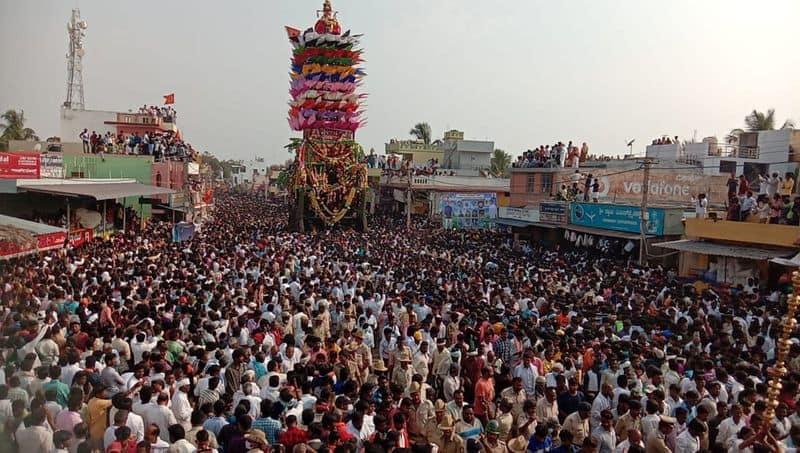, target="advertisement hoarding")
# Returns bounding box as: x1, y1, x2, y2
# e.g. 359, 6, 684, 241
40, 152, 64, 178
441, 192, 498, 229
570, 202, 665, 235
0, 152, 40, 179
